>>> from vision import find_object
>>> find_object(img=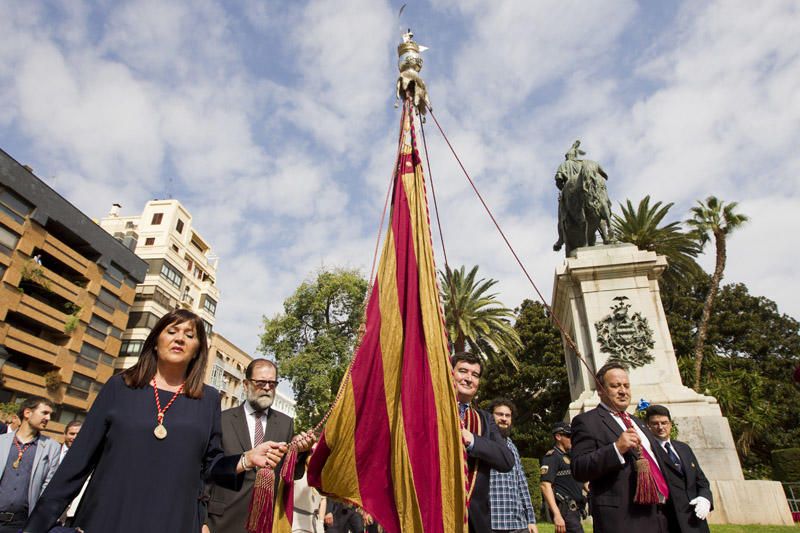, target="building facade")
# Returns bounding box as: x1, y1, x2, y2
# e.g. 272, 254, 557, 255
99, 200, 220, 370
0, 149, 146, 437
100, 200, 296, 418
